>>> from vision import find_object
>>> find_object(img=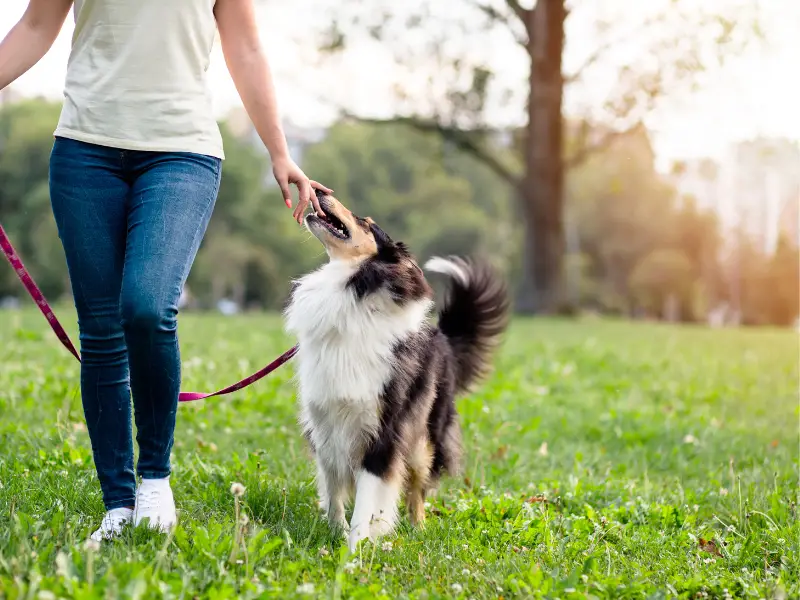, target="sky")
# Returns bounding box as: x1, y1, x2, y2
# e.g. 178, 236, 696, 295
2, 0, 799, 171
